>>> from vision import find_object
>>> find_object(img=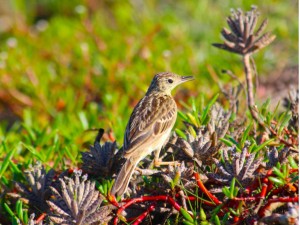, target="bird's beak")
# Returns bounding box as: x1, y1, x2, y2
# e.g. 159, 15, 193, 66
180, 76, 194, 83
